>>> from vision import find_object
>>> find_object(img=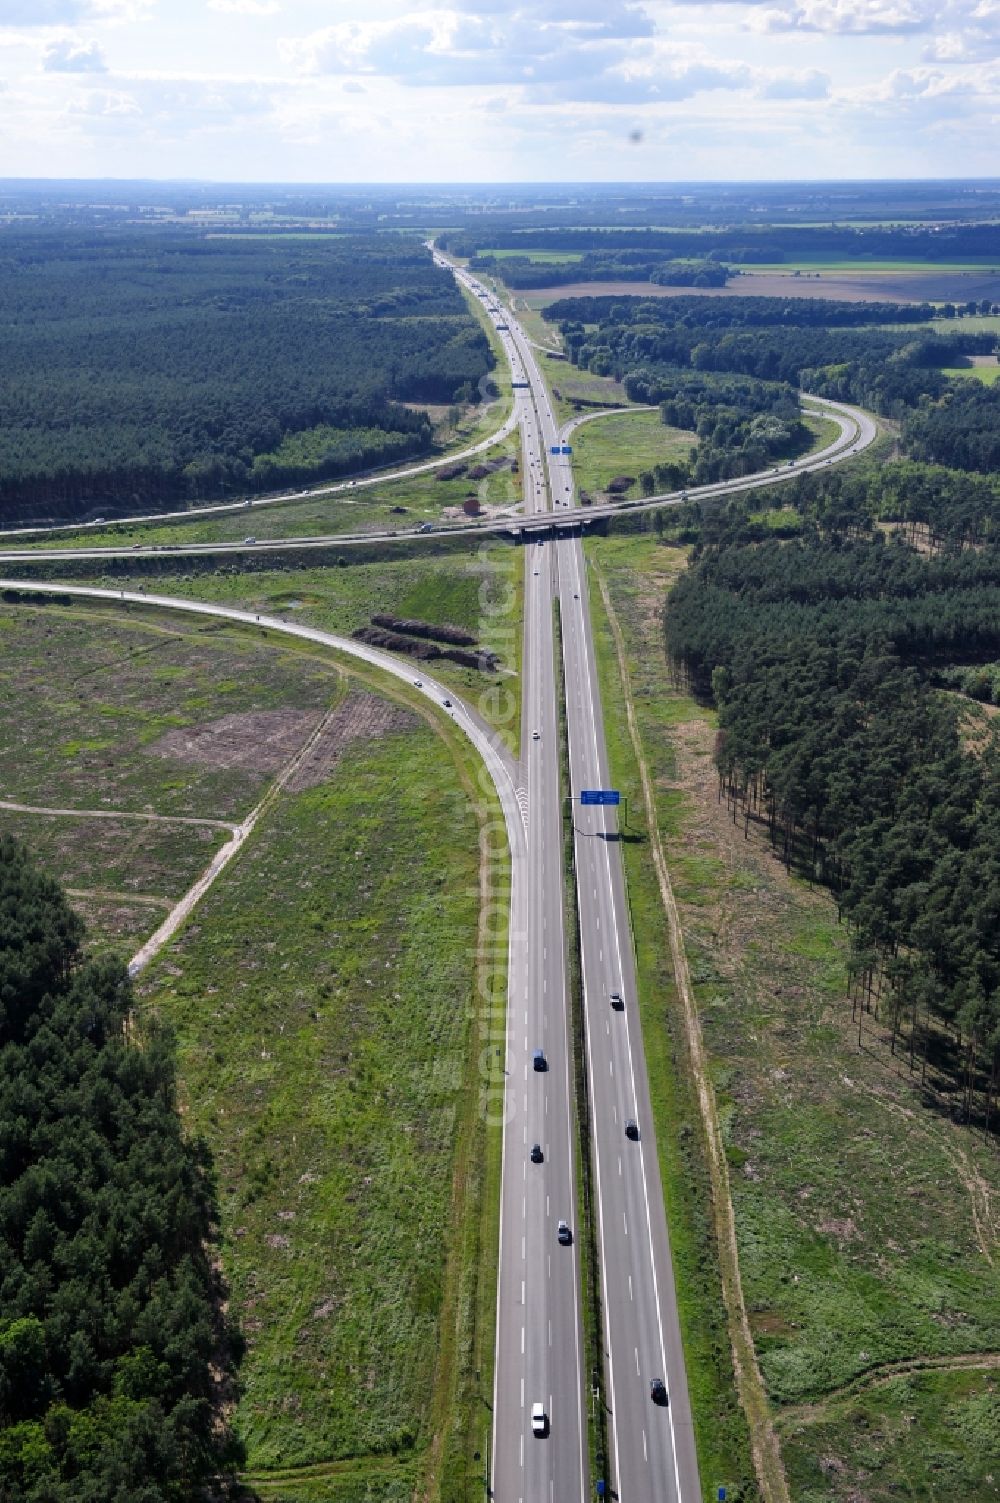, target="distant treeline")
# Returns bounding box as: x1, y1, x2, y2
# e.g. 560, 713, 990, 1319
0, 232, 493, 524
439, 222, 1000, 261
0, 838, 241, 1500
467, 250, 729, 290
